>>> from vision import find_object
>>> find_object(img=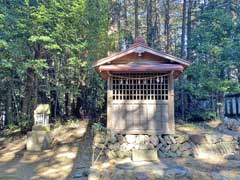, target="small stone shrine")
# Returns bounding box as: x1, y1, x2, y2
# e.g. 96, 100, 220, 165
26, 104, 51, 151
